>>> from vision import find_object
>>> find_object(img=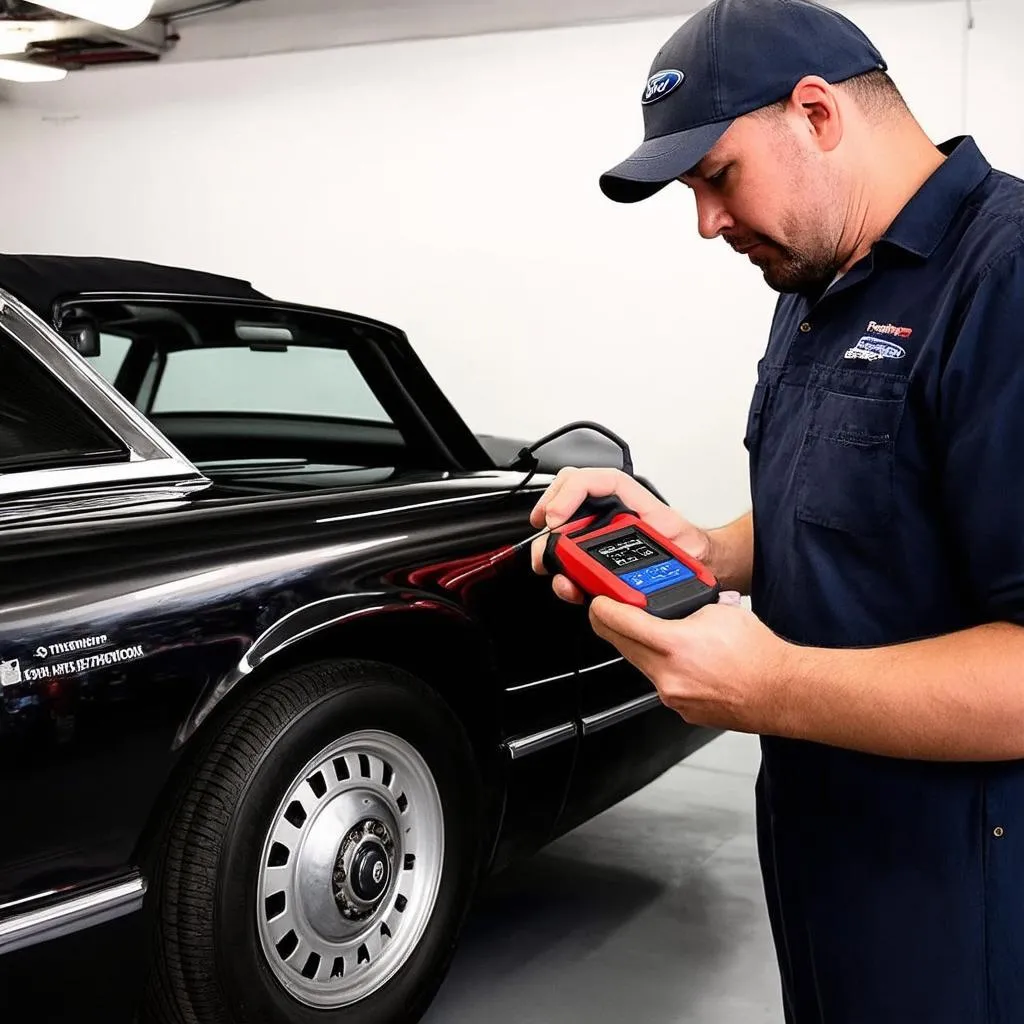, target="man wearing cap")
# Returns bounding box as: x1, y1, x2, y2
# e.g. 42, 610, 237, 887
530, 0, 1024, 1021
